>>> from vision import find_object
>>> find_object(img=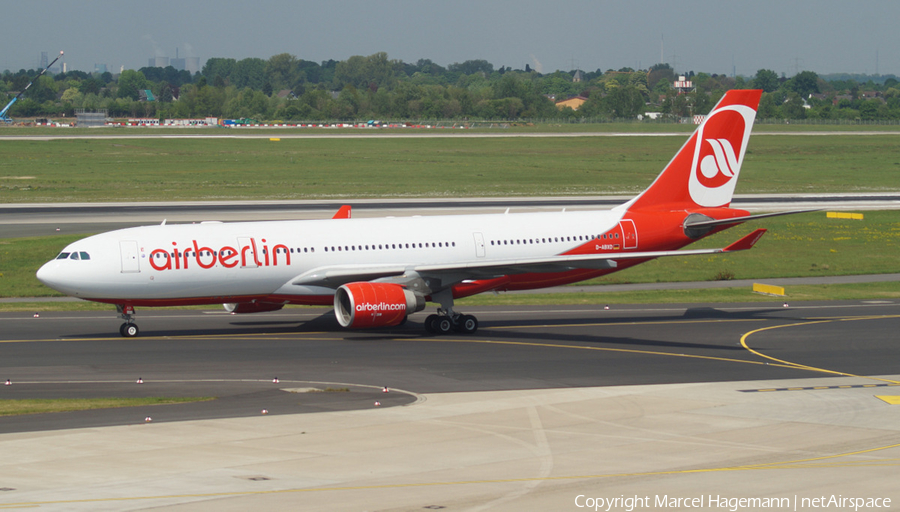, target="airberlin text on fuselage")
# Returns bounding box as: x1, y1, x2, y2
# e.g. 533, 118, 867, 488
147, 238, 290, 271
